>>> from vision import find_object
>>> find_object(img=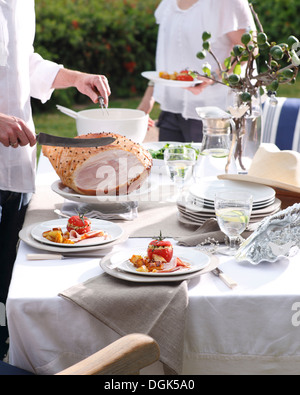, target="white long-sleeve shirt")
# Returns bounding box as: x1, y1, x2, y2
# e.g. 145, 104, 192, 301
0, 0, 62, 193
154, 0, 256, 119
